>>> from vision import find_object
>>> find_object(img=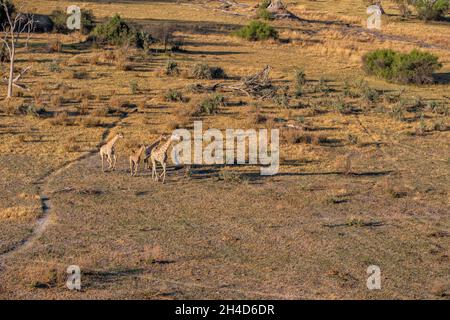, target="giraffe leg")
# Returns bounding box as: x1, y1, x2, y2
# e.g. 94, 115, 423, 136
154, 160, 159, 182
130, 158, 133, 176
161, 162, 166, 184
151, 158, 157, 181
106, 155, 112, 171
112, 154, 117, 171
100, 153, 105, 172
